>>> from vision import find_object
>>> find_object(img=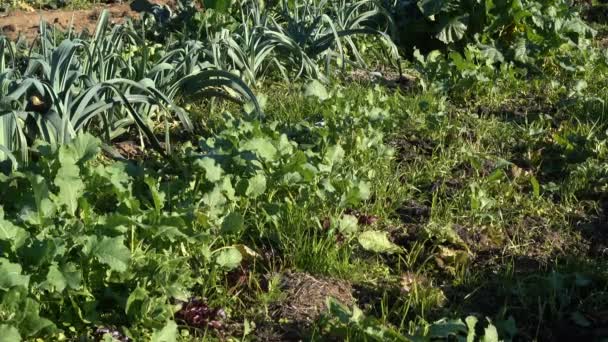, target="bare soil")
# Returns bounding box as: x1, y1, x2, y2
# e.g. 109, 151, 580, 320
273, 271, 354, 324
0, 0, 171, 41
254, 271, 354, 341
